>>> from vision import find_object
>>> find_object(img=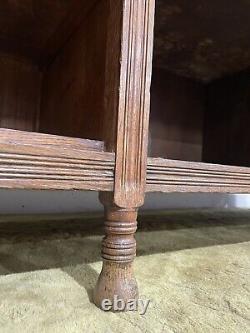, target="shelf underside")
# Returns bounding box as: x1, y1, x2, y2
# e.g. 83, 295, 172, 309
0, 1, 97, 66
0, 129, 250, 194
